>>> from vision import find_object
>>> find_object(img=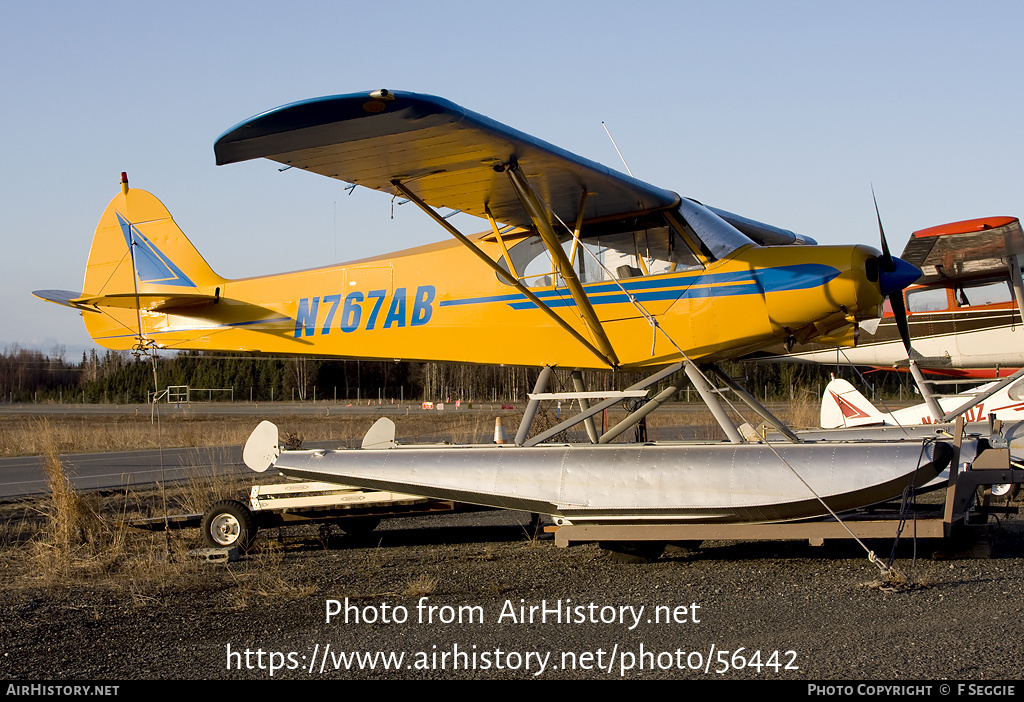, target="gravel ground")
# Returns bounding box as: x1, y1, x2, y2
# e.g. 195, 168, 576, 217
1, 504, 1023, 681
